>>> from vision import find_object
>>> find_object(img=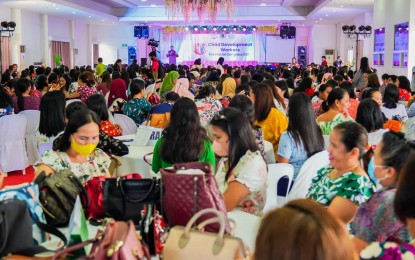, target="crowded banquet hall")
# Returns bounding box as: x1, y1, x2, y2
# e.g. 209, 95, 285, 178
1, 0, 415, 259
